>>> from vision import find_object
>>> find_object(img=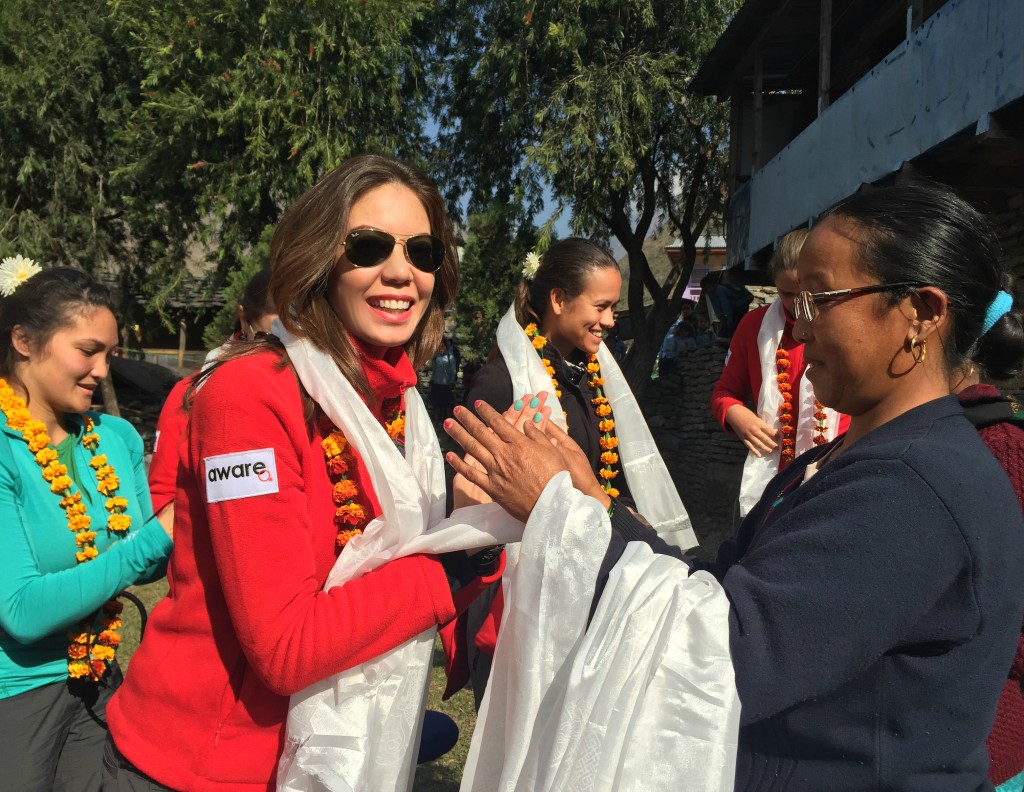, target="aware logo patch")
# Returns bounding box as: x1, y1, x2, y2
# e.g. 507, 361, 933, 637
204, 448, 279, 503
